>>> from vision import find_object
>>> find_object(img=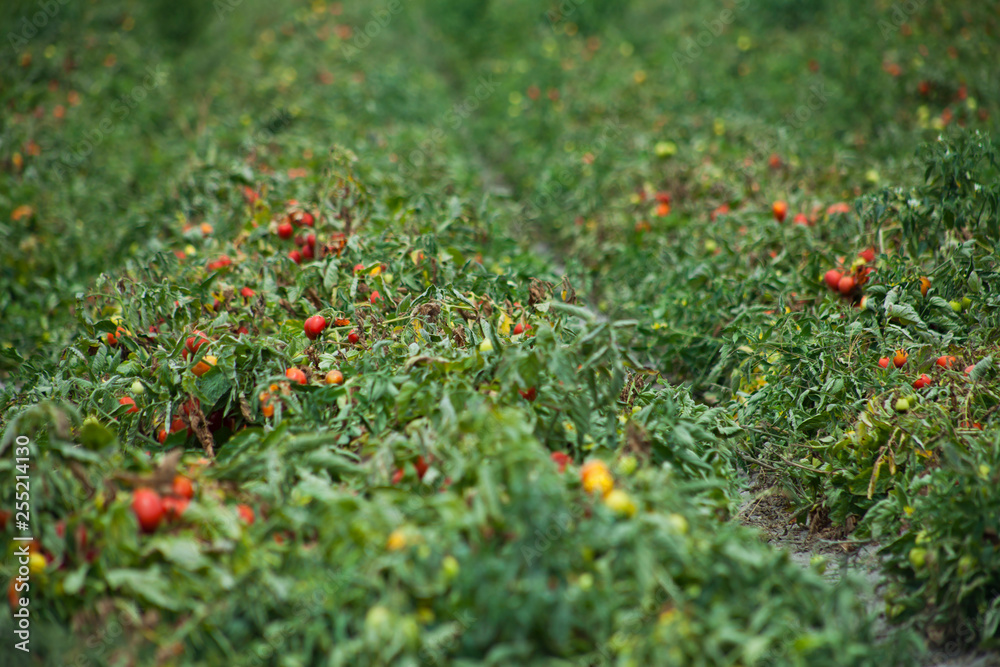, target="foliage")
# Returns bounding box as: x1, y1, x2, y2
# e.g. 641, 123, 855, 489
2, 0, 1000, 663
